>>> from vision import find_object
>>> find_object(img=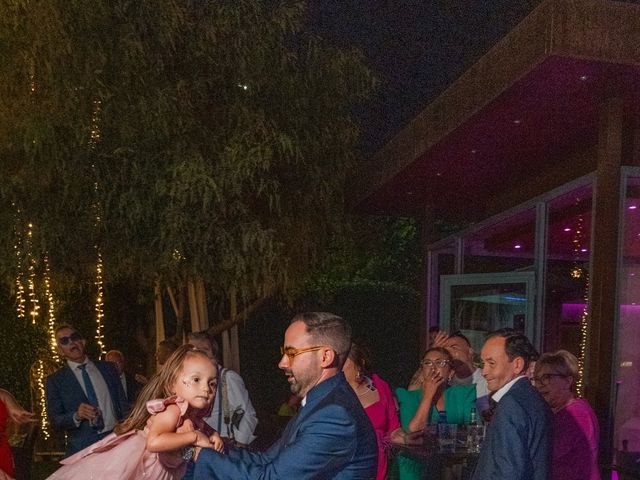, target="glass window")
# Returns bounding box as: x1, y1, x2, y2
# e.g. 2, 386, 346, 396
613, 175, 640, 462
543, 185, 593, 355
463, 208, 536, 274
